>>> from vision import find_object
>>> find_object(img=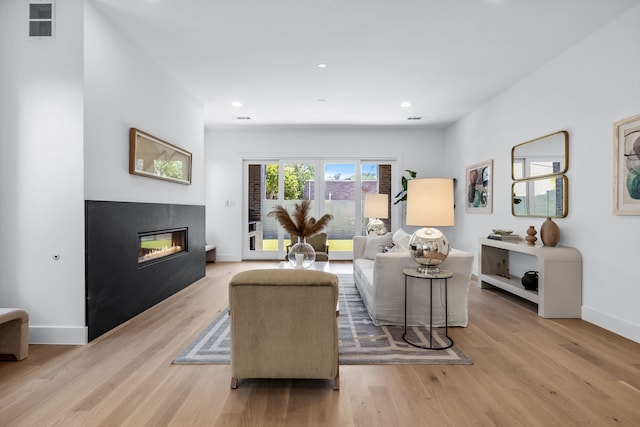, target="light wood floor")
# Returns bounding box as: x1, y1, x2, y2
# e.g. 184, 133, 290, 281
1, 261, 639, 426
